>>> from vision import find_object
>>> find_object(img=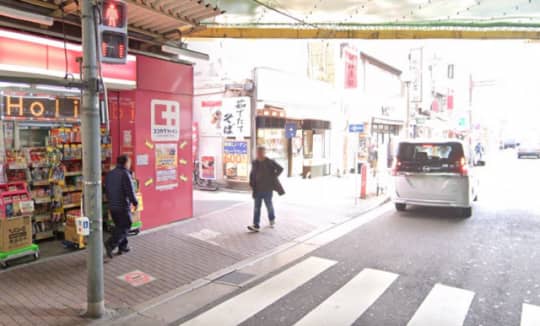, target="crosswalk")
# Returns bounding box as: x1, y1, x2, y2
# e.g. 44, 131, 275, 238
180, 256, 540, 326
